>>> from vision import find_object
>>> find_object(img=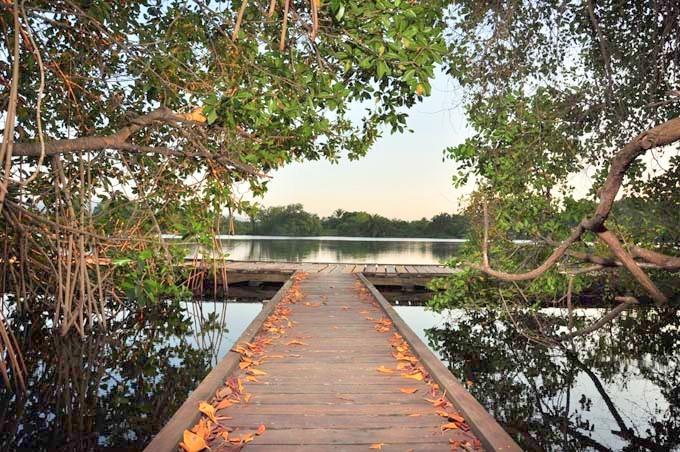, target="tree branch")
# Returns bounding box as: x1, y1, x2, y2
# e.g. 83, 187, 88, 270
9, 107, 182, 157
473, 116, 680, 302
